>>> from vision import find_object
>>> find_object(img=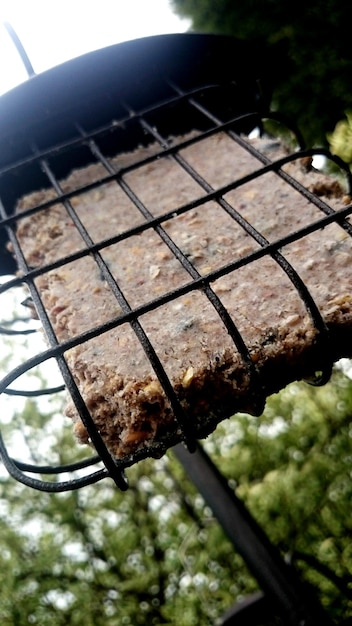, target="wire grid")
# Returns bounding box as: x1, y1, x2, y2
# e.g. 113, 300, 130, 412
0, 78, 352, 492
